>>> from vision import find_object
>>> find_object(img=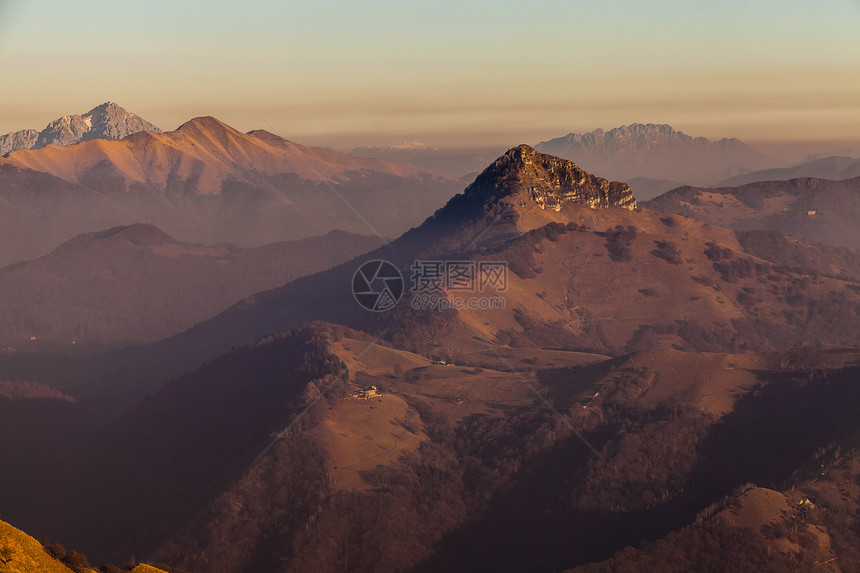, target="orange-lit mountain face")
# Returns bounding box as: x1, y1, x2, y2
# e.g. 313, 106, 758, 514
0, 116, 462, 266
4, 116, 444, 192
